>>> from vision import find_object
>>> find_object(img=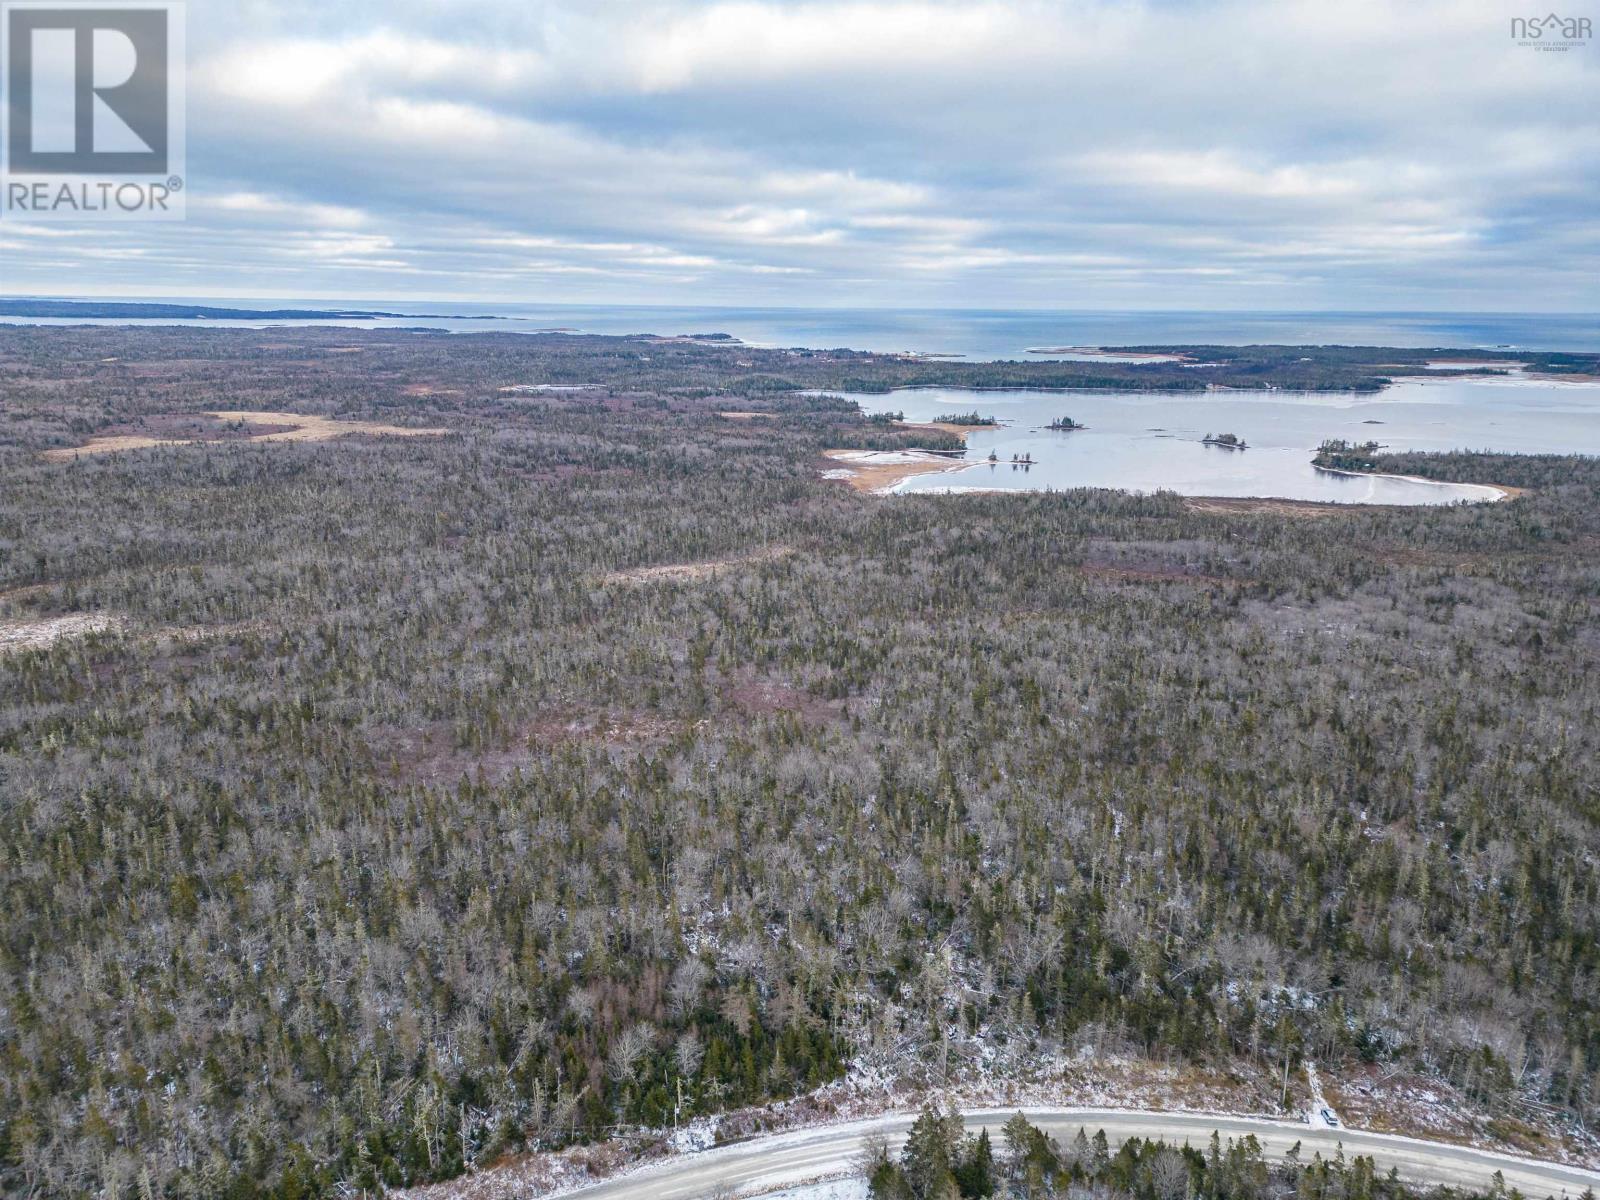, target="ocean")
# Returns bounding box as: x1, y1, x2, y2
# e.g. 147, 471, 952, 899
2, 300, 1597, 360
